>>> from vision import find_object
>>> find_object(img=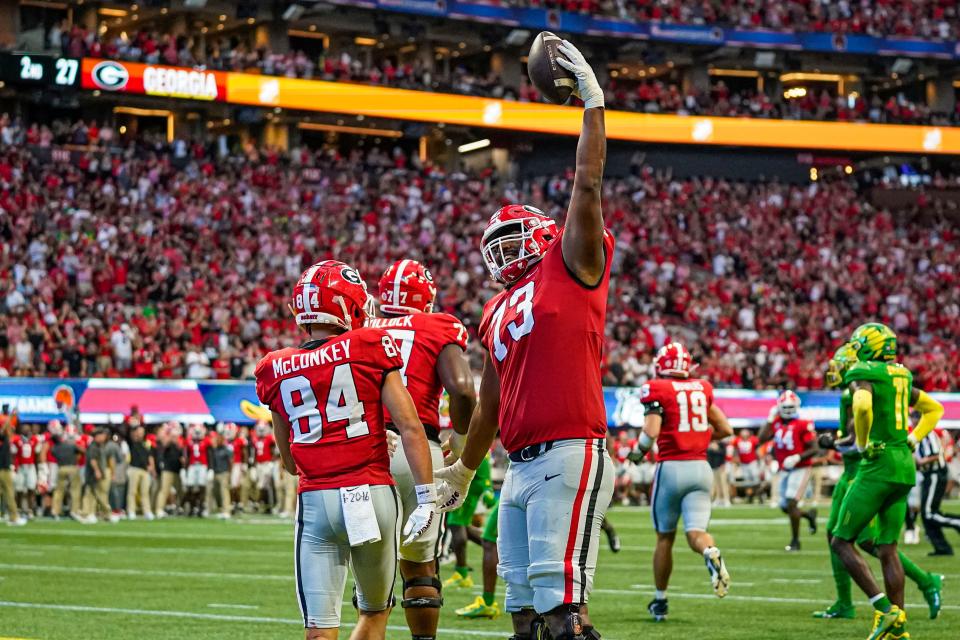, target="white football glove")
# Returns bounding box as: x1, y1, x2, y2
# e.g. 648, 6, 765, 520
386, 430, 400, 459
402, 484, 437, 545
434, 459, 476, 512
555, 40, 604, 109
767, 406, 779, 423
783, 454, 801, 471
